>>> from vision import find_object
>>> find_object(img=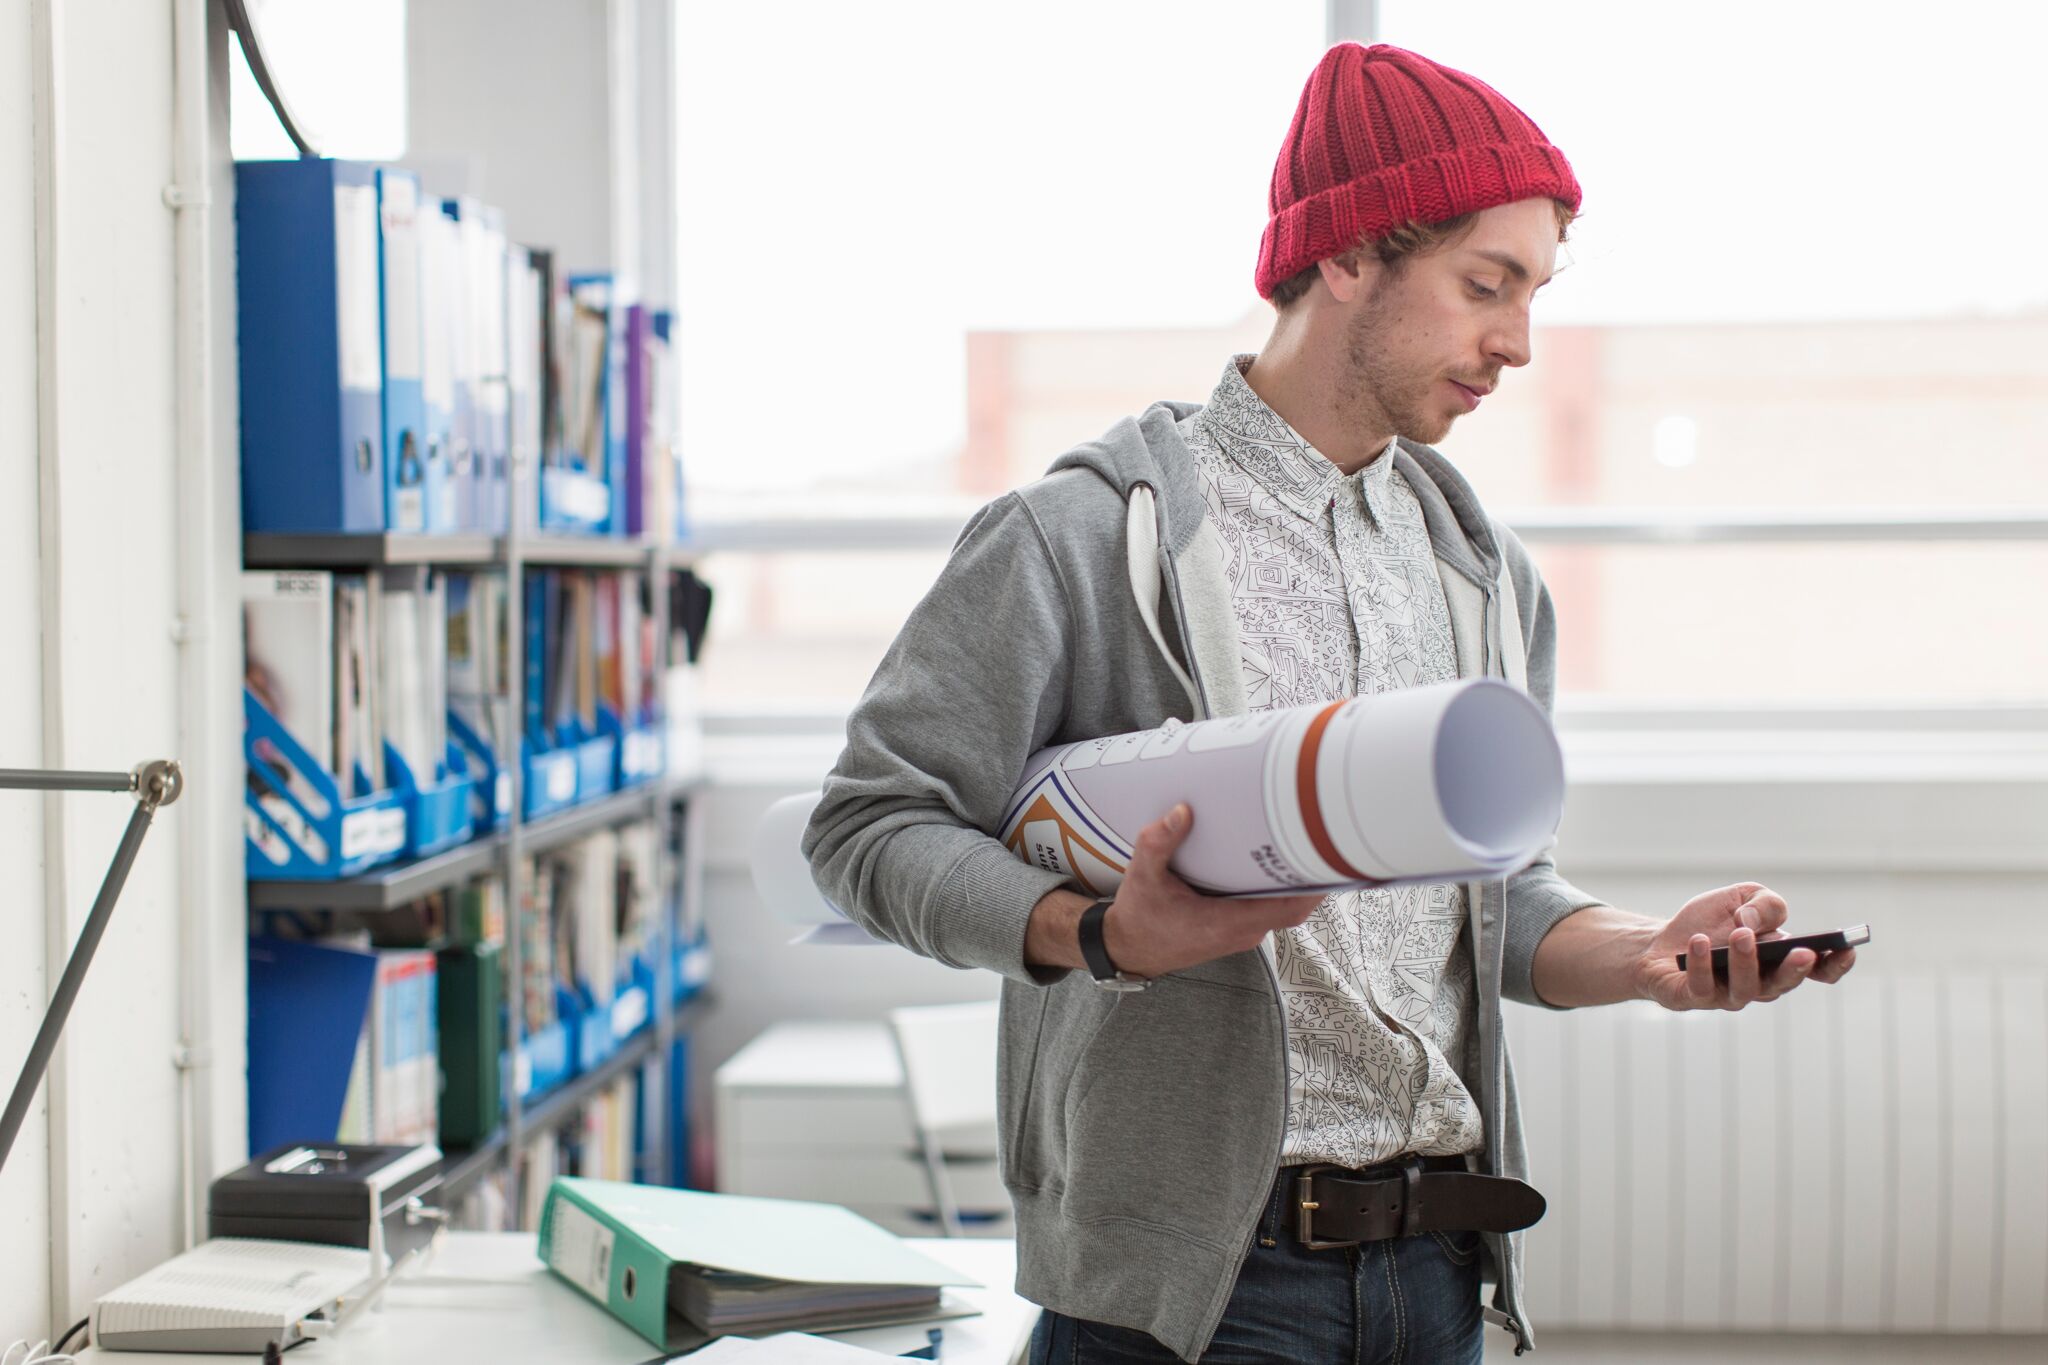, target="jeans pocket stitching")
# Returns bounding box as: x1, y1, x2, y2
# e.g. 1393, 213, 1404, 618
1429, 1229, 1480, 1266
